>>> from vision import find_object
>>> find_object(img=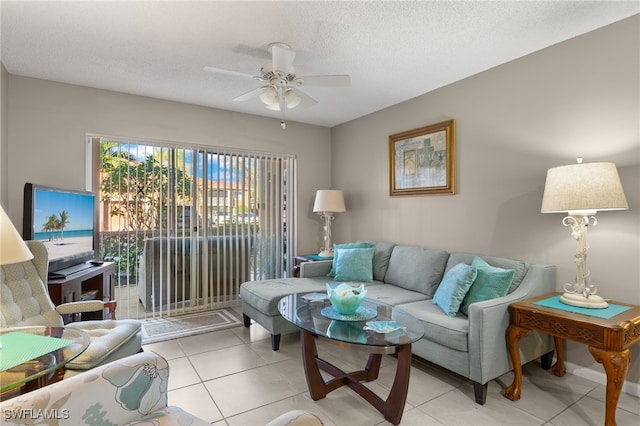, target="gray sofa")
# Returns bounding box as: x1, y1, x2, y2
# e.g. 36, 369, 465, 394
240, 241, 556, 405
138, 235, 252, 311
